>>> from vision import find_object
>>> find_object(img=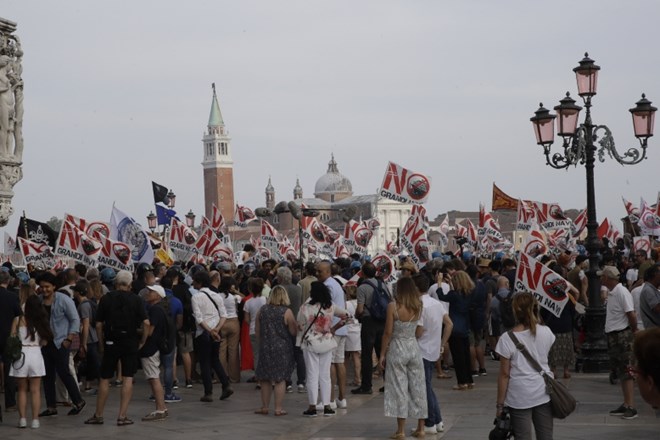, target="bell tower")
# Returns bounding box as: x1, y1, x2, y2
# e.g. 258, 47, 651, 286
202, 83, 234, 221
